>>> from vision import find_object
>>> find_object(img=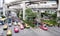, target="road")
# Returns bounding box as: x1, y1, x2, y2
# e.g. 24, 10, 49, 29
47, 26, 60, 36
0, 25, 60, 36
